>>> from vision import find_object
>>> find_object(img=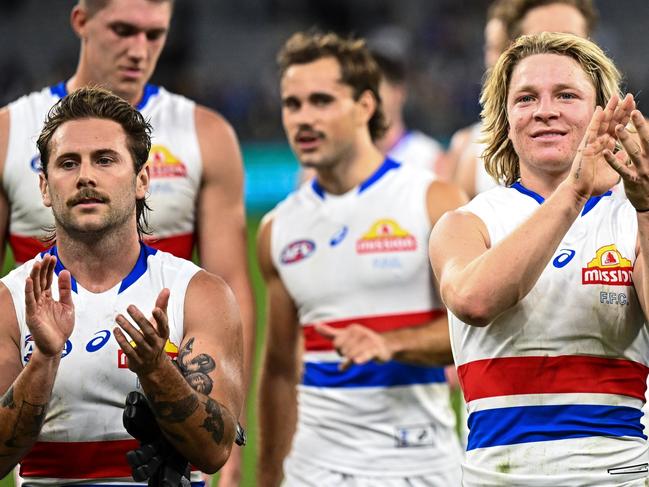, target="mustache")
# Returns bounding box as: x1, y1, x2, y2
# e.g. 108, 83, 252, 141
295, 126, 325, 140
66, 188, 110, 207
